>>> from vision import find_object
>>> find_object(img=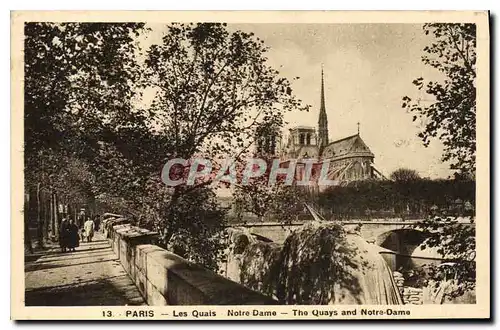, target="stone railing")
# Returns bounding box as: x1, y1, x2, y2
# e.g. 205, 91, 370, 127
107, 221, 277, 306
